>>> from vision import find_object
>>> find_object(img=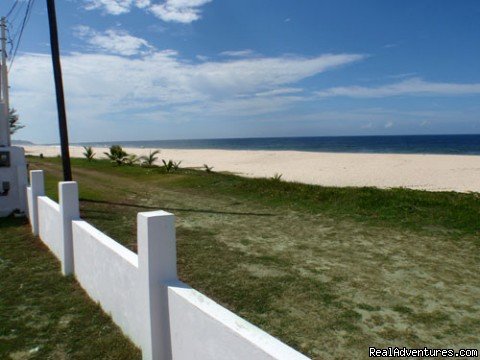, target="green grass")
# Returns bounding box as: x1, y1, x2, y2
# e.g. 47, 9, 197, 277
0, 217, 141, 359
27, 156, 480, 359
32, 156, 480, 237
173, 168, 480, 238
